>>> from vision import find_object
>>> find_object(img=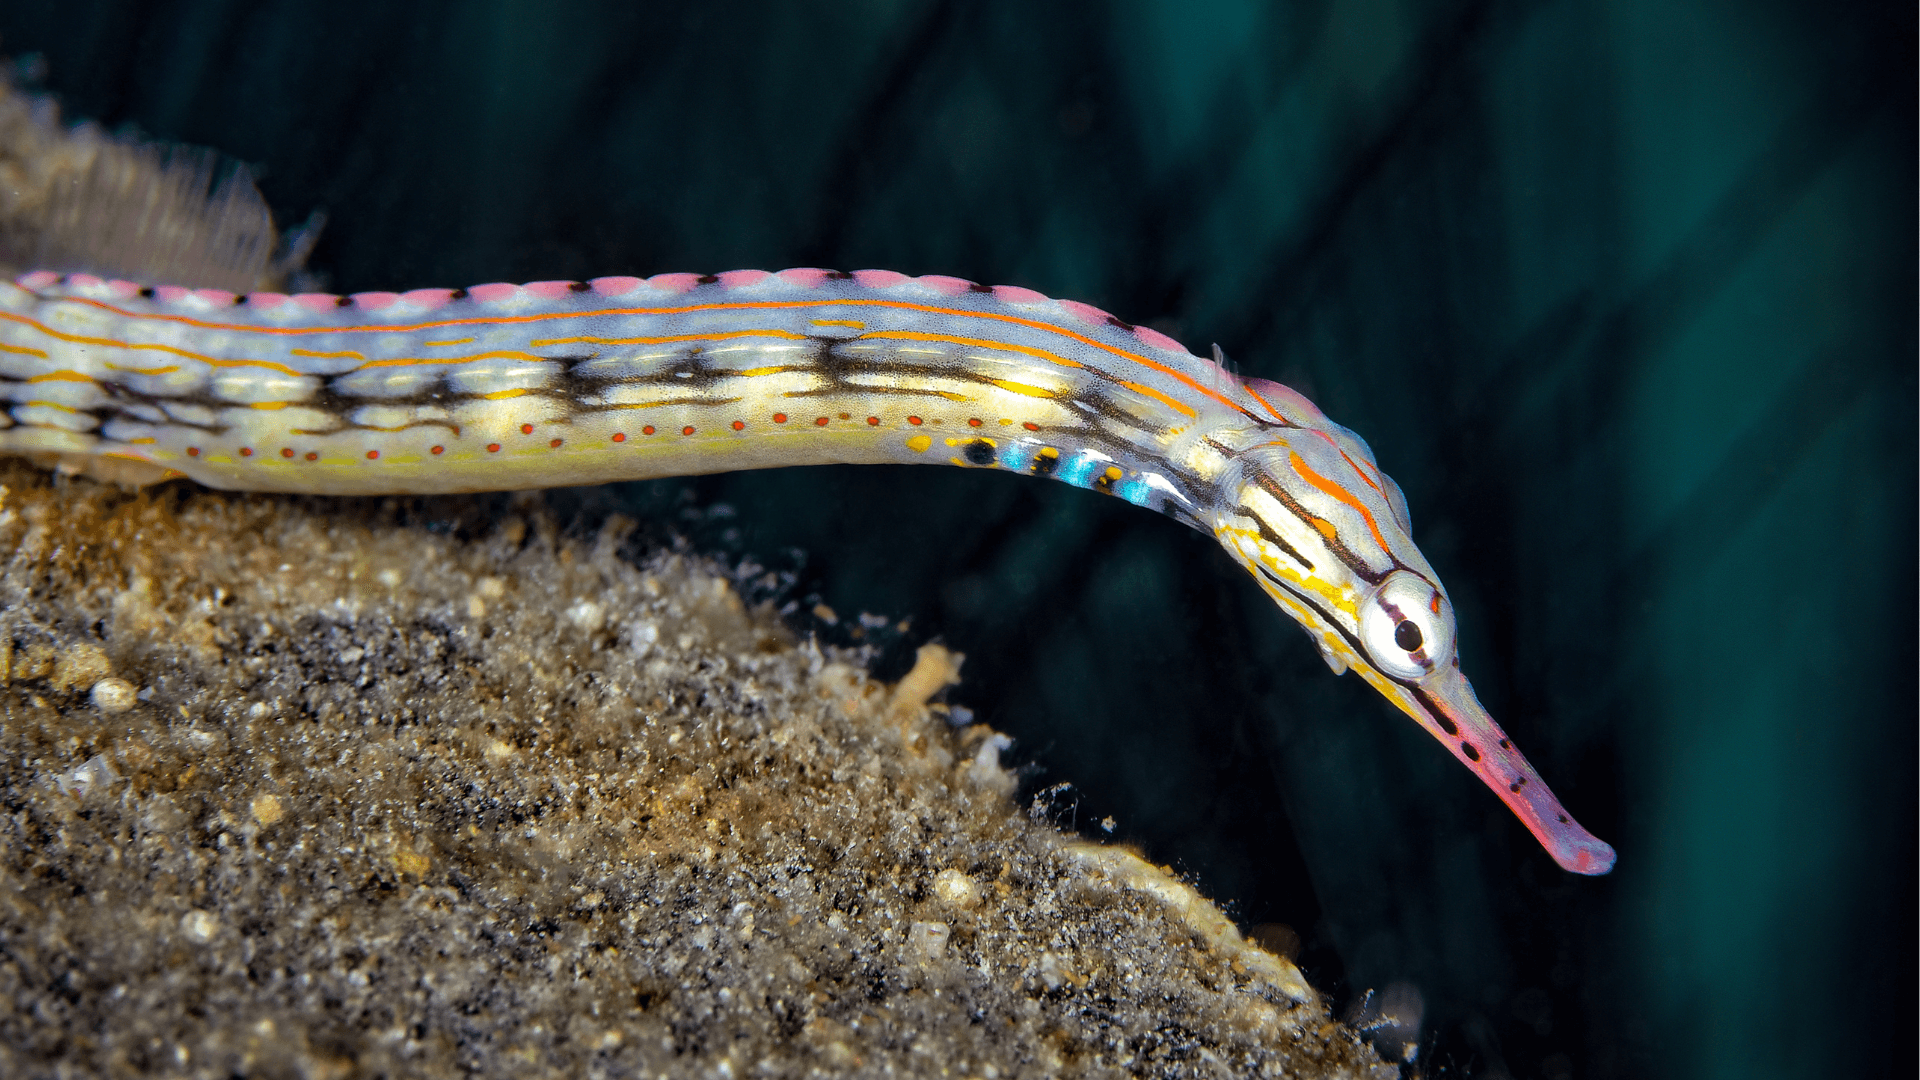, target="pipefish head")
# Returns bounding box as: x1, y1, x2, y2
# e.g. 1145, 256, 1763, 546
1210, 392, 1615, 875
